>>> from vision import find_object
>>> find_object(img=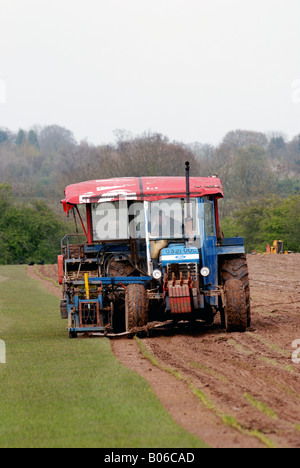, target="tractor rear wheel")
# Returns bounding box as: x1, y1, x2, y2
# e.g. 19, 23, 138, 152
220, 255, 251, 327
125, 284, 149, 331
223, 279, 247, 333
